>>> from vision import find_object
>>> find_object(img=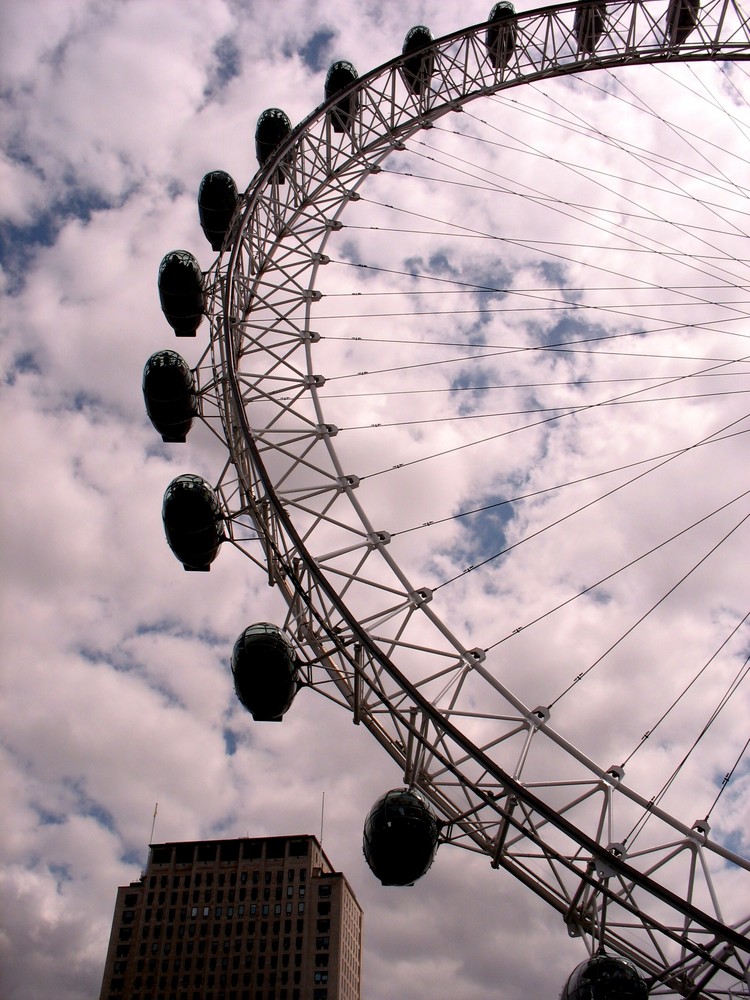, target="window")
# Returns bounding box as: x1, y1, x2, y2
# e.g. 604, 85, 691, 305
297, 903, 305, 915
